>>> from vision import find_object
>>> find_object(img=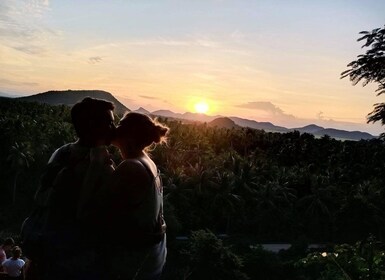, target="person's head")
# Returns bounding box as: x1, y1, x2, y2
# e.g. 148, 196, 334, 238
2, 238, 15, 252
114, 112, 169, 155
71, 97, 115, 146
11, 246, 21, 260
